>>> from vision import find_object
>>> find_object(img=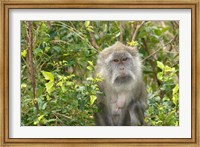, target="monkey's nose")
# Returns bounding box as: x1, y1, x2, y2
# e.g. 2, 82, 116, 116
120, 67, 124, 70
